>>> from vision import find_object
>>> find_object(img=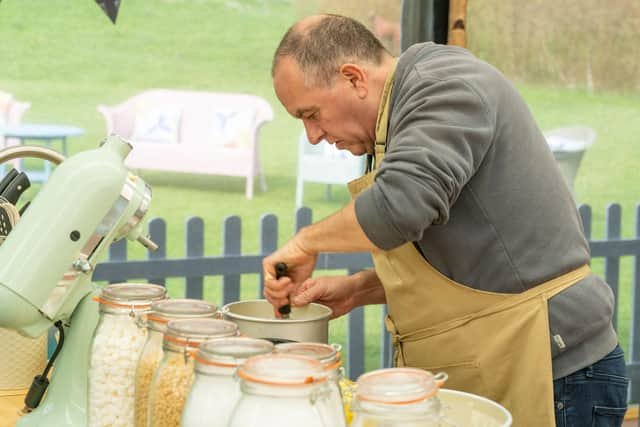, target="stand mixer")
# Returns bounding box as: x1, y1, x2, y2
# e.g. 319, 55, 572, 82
0, 135, 157, 426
